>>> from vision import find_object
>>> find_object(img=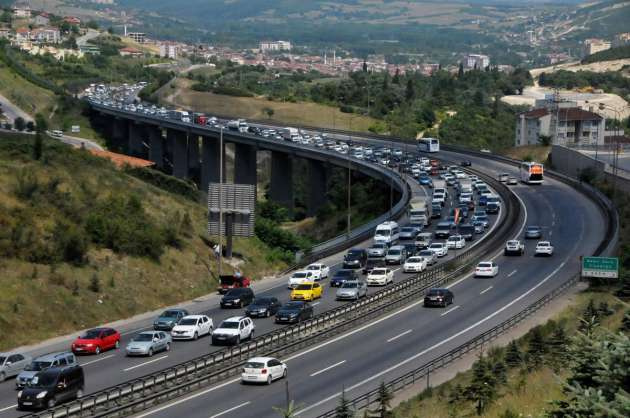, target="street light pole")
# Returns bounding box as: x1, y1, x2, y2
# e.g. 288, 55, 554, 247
218, 127, 224, 277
